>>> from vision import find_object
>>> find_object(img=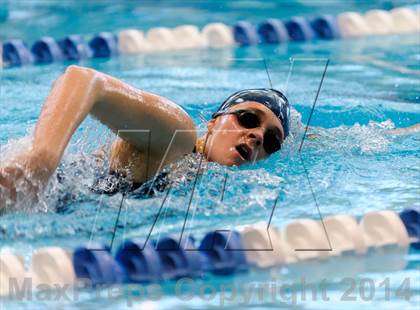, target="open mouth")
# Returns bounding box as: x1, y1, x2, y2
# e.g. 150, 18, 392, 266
235, 144, 251, 161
